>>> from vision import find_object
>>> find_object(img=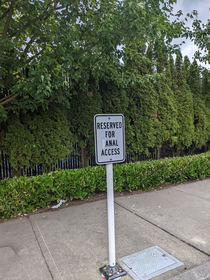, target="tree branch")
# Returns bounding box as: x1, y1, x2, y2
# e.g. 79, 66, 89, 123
0, 93, 19, 106
85, 49, 107, 72
73, 42, 99, 60
3, 93, 62, 110
0, 93, 14, 103
11, 14, 47, 38
22, 37, 36, 57
10, 4, 65, 38
48, 94, 62, 102
25, 48, 45, 64
72, 23, 129, 62
4, 76, 13, 88
0, 6, 10, 20
2, 2, 13, 39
